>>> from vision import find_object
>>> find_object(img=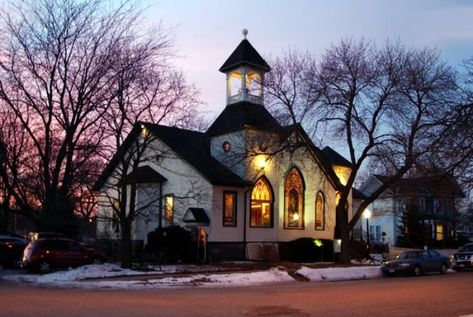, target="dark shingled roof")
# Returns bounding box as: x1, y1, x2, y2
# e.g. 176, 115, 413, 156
322, 146, 352, 168
206, 101, 280, 136
375, 175, 464, 197
123, 165, 167, 184
143, 123, 252, 187
183, 208, 210, 224
219, 39, 271, 72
